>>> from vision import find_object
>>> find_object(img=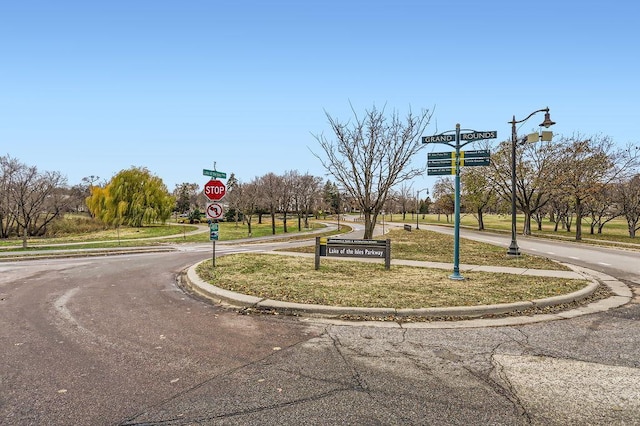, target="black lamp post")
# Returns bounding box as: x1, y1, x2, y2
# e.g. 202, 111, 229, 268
416, 188, 428, 230
507, 107, 556, 256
